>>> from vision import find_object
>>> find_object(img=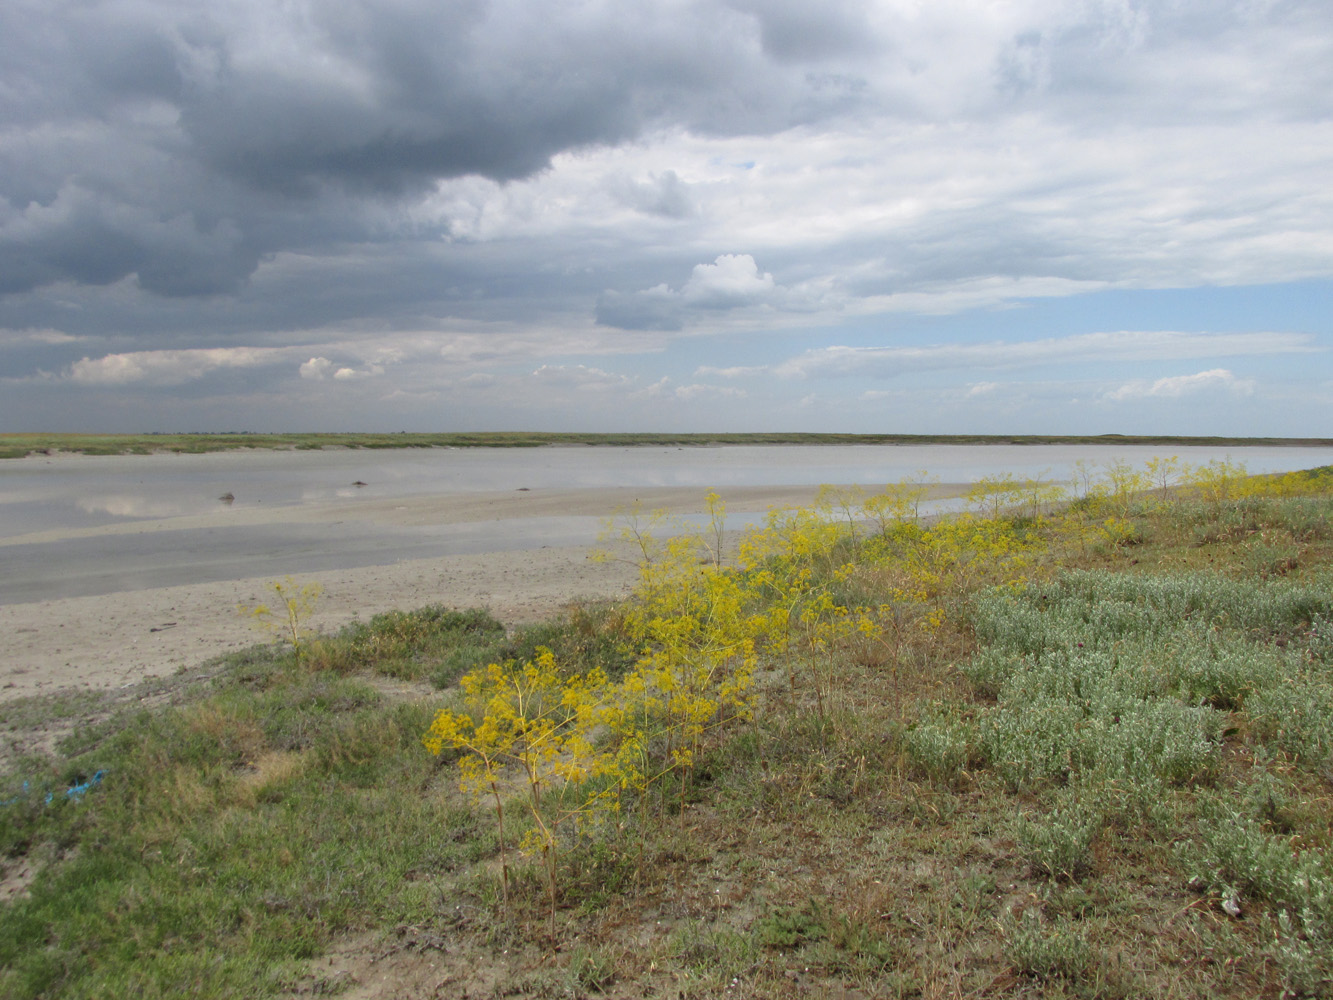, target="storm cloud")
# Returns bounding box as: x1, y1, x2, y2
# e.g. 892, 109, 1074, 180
2, 0, 1330, 434
2, 0, 882, 296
